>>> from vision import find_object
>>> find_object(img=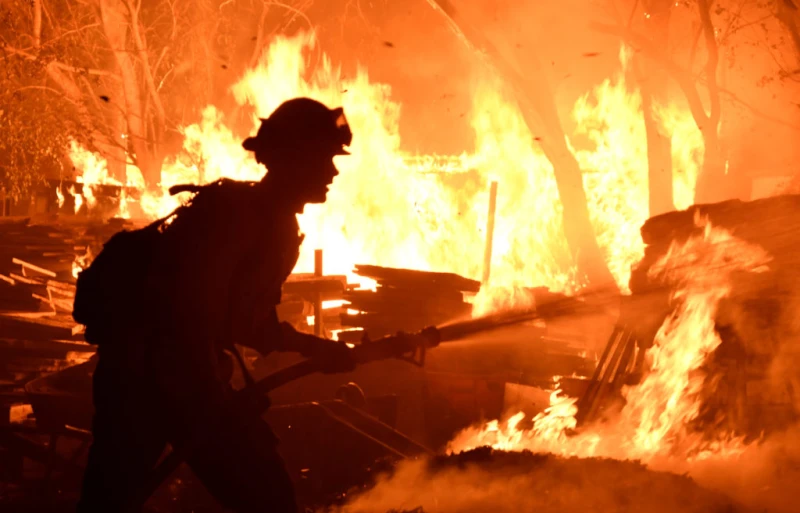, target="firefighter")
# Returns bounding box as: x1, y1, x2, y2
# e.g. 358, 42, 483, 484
77, 98, 357, 513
